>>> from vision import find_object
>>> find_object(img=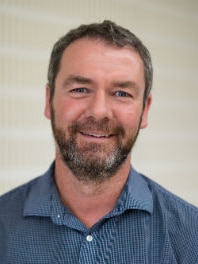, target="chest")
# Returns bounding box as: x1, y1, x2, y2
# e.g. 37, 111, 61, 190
2, 212, 179, 264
